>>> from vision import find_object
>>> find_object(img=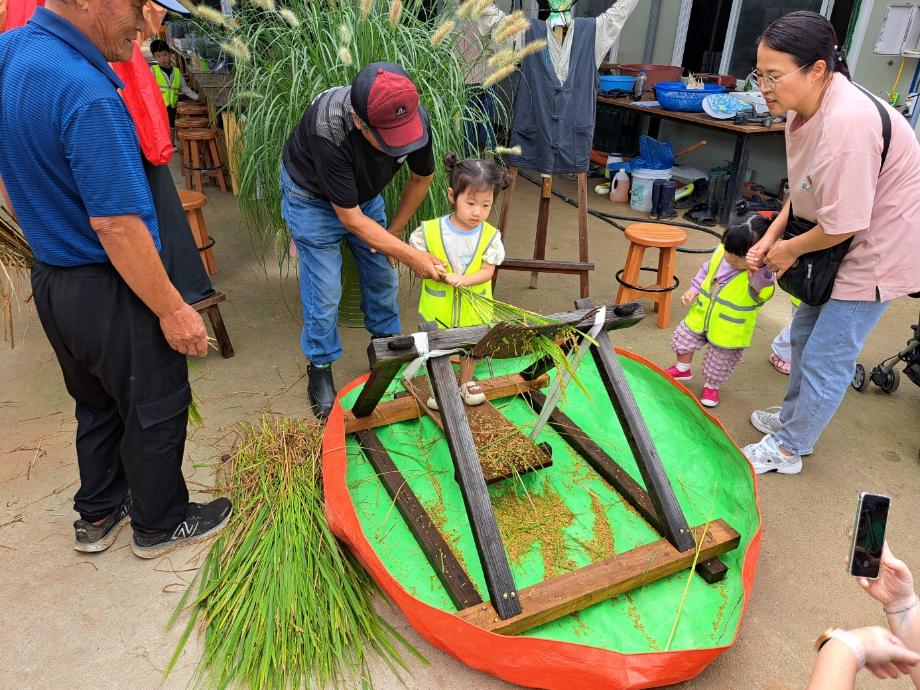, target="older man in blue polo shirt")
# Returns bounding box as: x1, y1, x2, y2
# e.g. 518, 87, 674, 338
0, 0, 231, 559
